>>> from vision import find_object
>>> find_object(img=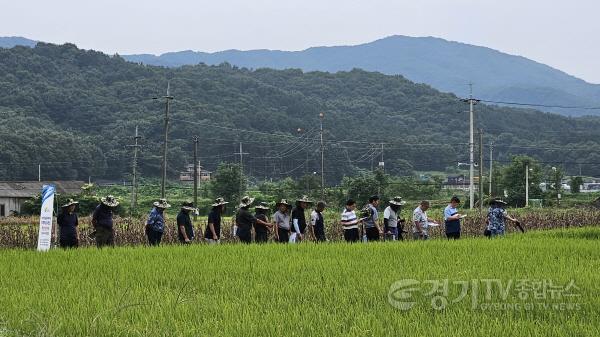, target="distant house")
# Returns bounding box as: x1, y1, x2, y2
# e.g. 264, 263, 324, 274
446, 175, 466, 185
0, 181, 85, 216
179, 163, 211, 183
